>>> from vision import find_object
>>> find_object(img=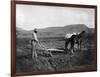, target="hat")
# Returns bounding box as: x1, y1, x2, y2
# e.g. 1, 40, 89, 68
33, 28, 37, 33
